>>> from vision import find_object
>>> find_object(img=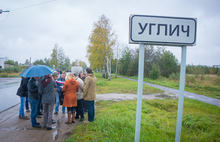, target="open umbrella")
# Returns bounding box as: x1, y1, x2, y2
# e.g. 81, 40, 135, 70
19, 65, 54, 78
